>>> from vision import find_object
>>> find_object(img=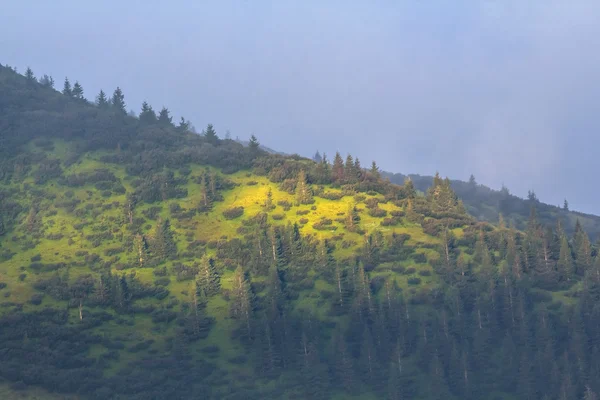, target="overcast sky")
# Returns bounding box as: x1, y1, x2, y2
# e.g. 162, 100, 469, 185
2, 1, 599, 213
